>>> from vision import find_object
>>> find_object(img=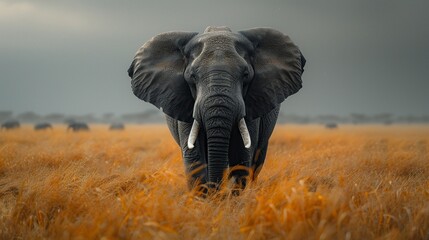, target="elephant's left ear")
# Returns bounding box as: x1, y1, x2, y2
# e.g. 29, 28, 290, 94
239, 28, 306, 120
